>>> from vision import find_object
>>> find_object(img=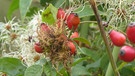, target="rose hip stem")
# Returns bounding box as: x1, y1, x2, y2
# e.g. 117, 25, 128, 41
89, 0, 120, 76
